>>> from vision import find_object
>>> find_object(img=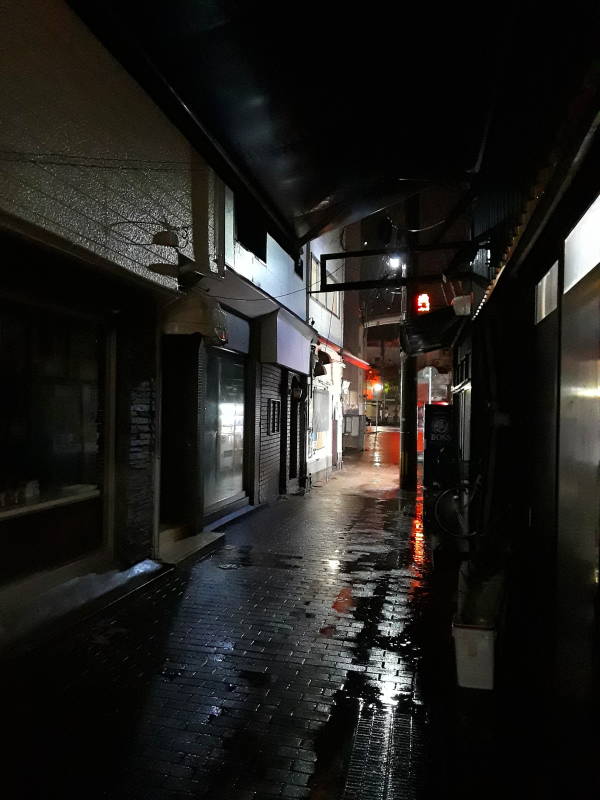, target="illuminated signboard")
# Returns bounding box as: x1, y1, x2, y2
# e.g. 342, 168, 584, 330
417, 293, 430, 313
